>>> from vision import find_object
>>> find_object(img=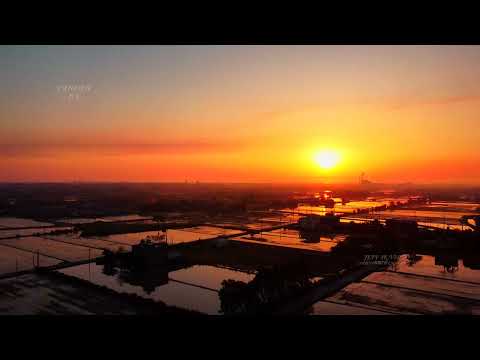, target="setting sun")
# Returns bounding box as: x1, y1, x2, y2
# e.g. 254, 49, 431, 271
314, 150, 341, 170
